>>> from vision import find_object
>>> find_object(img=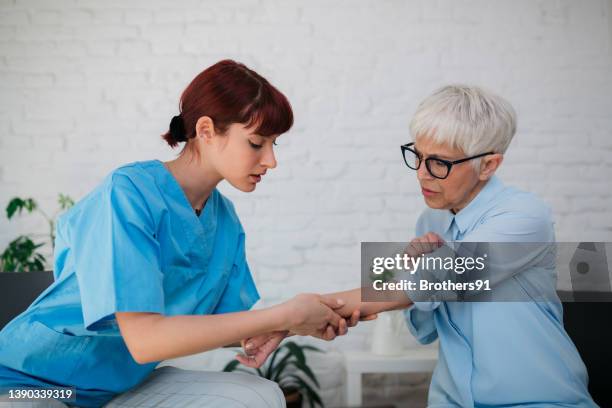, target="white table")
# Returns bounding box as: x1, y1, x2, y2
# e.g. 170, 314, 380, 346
341, 347, 438, 406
